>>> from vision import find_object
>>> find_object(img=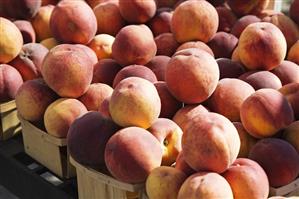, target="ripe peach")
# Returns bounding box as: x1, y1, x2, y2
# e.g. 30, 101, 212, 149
290, 0, 299, 26
4, 0, 41, 19
176, 41, 214, 57
239, 71, 282, 90
92, 59, 122, 87
238, 22, 287, 71
15, 79, 58, 122
178, 172, 234, 199
67, 111, 120, 169
154, 81, 182, 119
78, 83, 113, 111
118, 0, 156, 23
148, 8, 172, 37
171, 0, 218, 43
217, 58, 246, 79
44, 98, 88, 138
104, 126, 163, 183
240, 88, 294, 138
207, 32, 238, 58
279, 83, 299, 120
227, 0, 269, 16
146, 166, 187, 199
175, 152, 196, 176
287, 41, 299, 65
155, 33, 179, 57
40, 37, 59, 50
0, 17, 23, 64
93, 1, 125, 36
182, 112, 240, 173
172, 104, 209, 133
216, 6, 237, 33
249, 138, 299, 187
112, 64, 157, 88
271, 60, 299, 85
50, 0, 97, 44
109, 77, 161, 129
0, 64, 23, 102
41, 44, 94, 98
10, 43, 49, 81
231, 15, 261, 38
282, 121, 299, 154
13, 20, 36, 43
208, 78, 255, 122
112, 25, 157, 66
145, 56, 170, 81
222, 158, 269, 199
165, 49, 219, 104
31, 5, 54, 41
87, 34, 115, 60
